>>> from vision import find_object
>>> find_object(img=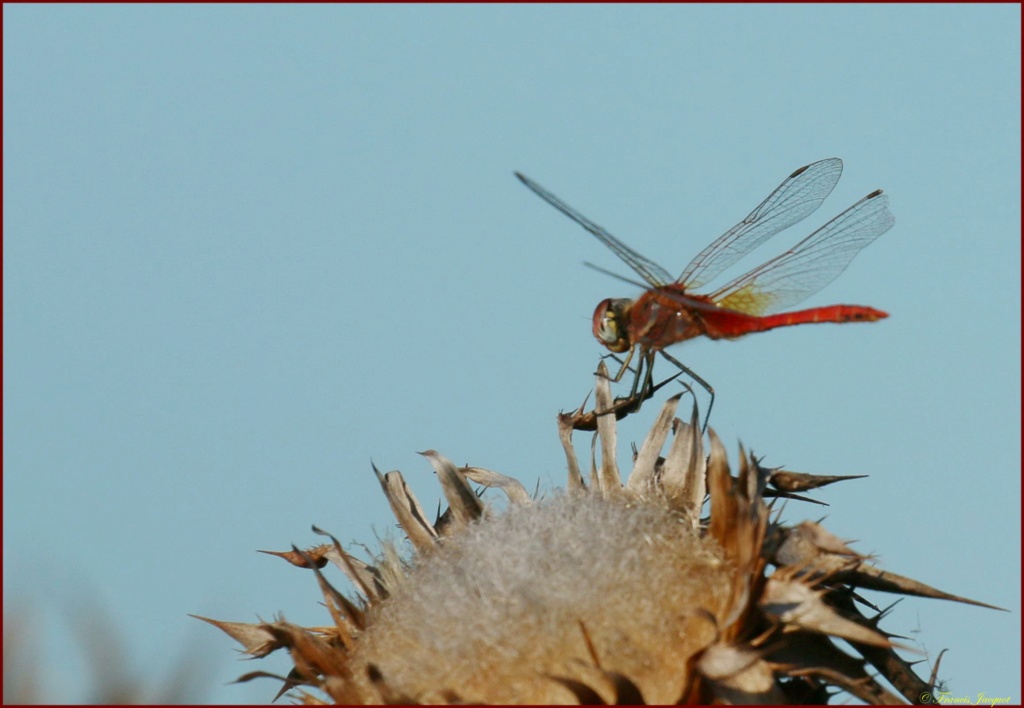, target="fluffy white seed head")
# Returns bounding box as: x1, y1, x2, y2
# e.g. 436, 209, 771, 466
348, 492, 734, 704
